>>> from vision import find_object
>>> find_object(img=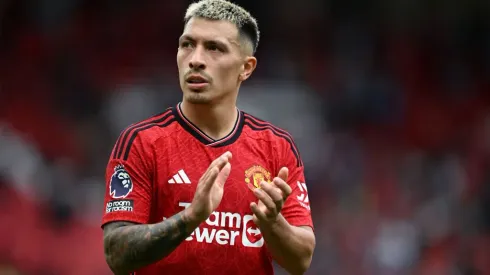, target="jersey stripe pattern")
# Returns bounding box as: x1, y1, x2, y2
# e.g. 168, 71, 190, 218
243, 113, 303, 167
112, 108, 175, 161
